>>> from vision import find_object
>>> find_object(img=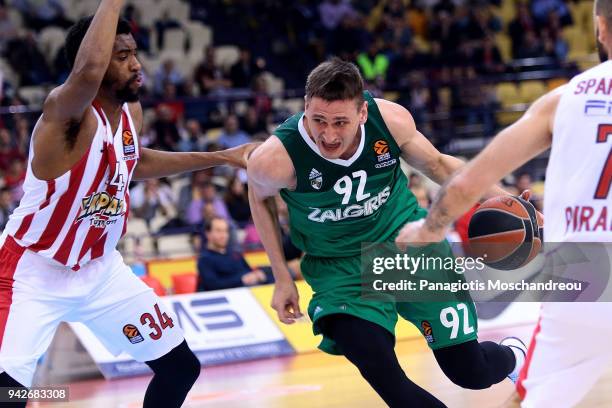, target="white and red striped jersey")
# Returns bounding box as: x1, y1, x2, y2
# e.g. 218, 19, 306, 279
2, 102, 140, 269
547, 60, 612, 242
